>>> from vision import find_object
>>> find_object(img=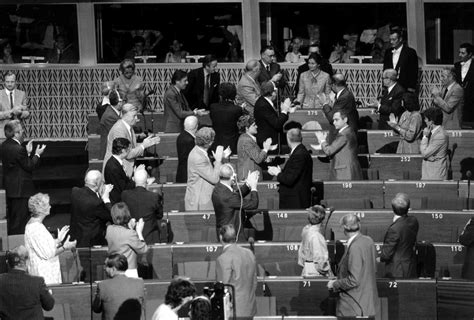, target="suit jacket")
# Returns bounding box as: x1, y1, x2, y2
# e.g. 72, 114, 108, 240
277, 144, 313, 209
121, 186, 163, 244
323, 88, 359, 143
93, 274, 144, 320
380, 215, 419, 278
454, 59, 474, 120
176, 130, 195, 183
103, 119, 145, 177
210, 101, 243, 154
433, 82, 463, 129
254, 96, 289, 151
0, 89, 29, 139
104, 156, 135, 204
294, 61, 334, 96
184, 67, 220, 110
0, 138, 40, 198
0, 269, 55, 320
70, 186, 112, 247
383, 45, 419, 92
396, 110, 423, 154
420, 126, 449, 180
459, 217, 474, 280
185, 146, 221, 211
321, 127, 363, 181
99, 105, 121, 159
106, 225, 148, 269
163, 86, 194, 133
212, 182, 258, 230
333, 234, 378, 317
237, 133, 267, 180
257, 60, 287, 89
378, 83, 405, 129
236, 73, 261, 113
216, 244, 257, 318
